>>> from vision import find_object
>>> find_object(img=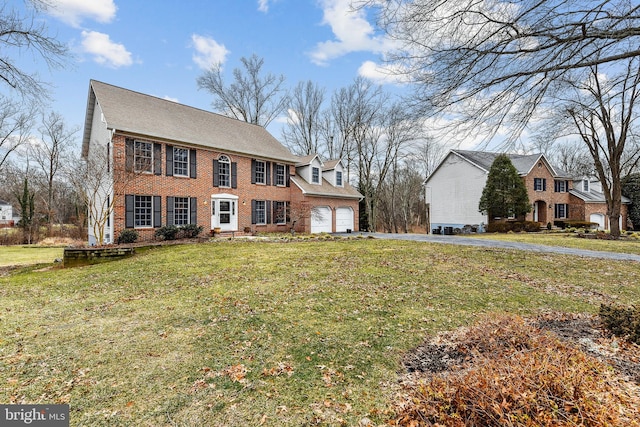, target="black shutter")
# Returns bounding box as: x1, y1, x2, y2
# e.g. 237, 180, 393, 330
231, 162, 237, 188
190, 149, 197, 178
190, 197, 197, 224
565, 180, 569, 191
285, 202, 290, 223
251, 159, 256, 184
213, 160, 219, 187
125, 195, 134, 228
125, 138, 134, 172
251, 200, 257, 224
543, 179, 547, 191
166, 145, 173, 177
266, 162, 271, 186
286, 166, 290, 187
153, 143, 162, 175
153, 196, 161, 228
266, 200, 272, 224
167, 196, 174, 226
